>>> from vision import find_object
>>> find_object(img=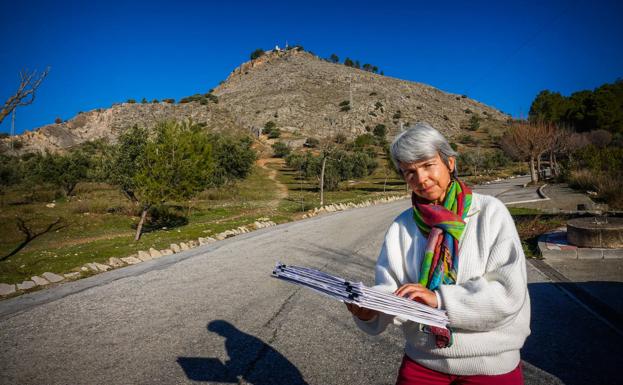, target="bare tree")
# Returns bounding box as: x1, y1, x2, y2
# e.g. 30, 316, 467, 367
500, 121, 554, 183
1, 67, 50, 125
